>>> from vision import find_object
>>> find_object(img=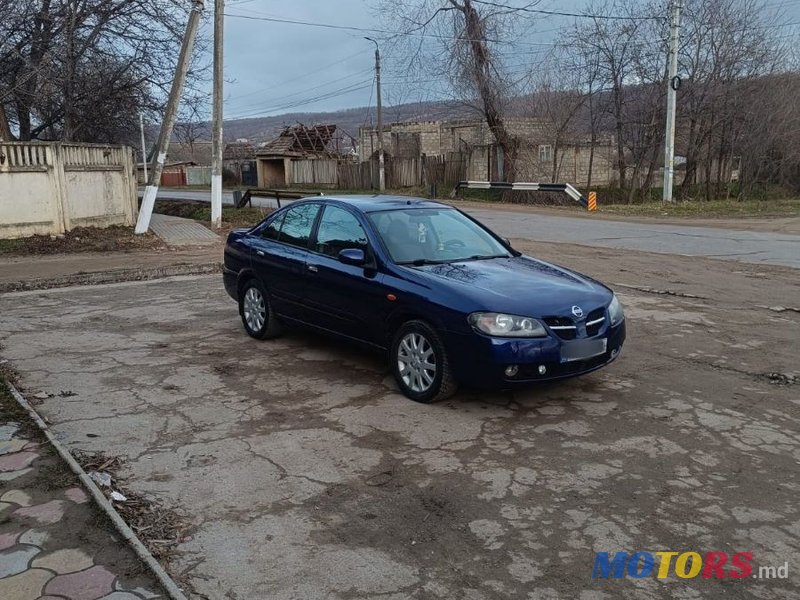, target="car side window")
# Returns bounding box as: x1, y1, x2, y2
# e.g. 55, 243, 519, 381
277, 203, 320, 249
315, 206, 368, 258
262, 212, 284, 240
